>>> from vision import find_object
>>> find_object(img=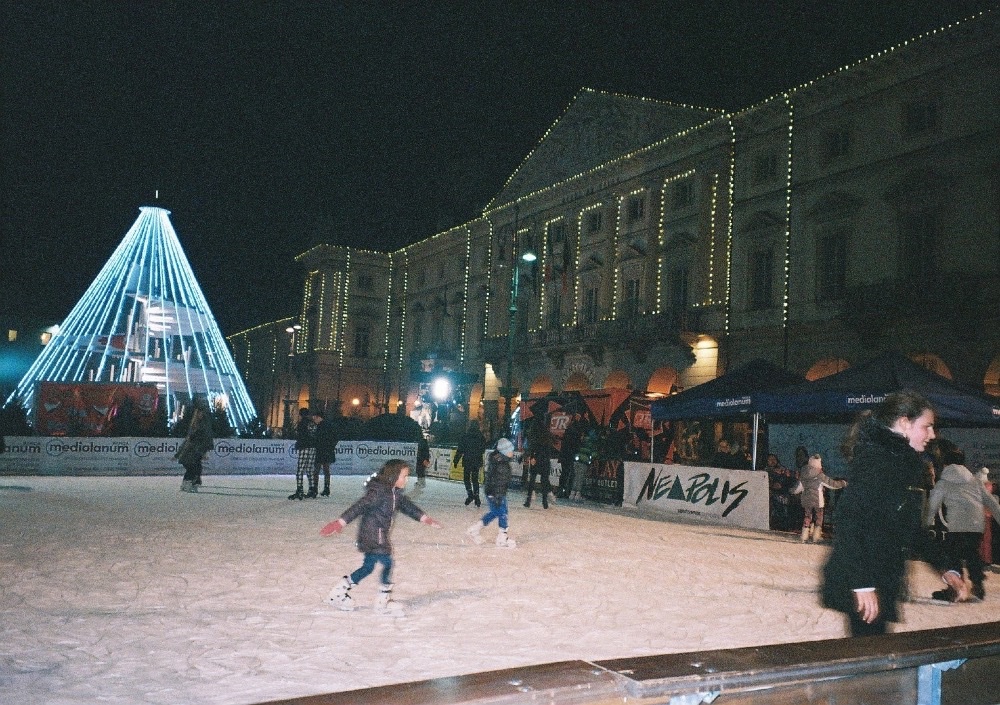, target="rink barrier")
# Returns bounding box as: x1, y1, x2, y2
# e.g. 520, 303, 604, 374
256, 620, 1000, 705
